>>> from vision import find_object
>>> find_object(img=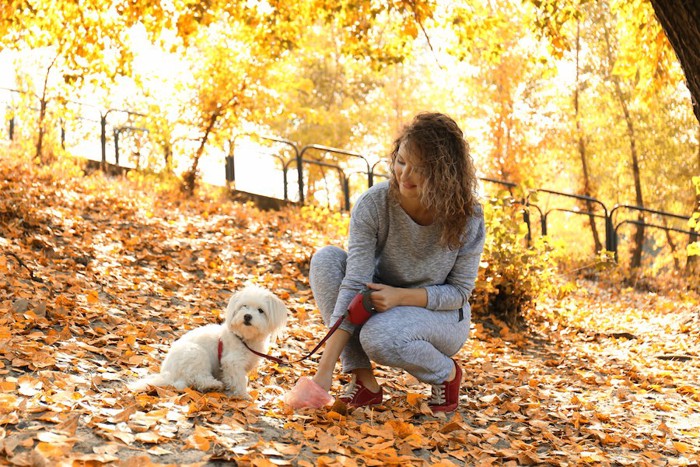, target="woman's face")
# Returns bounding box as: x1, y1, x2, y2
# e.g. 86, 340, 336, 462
394, 142, 424, 200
